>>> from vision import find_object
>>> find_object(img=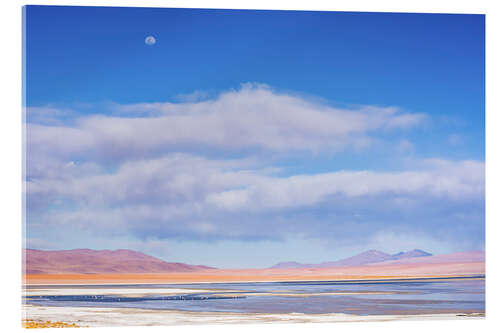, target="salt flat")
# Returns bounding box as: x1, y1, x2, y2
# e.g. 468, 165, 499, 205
22, 304, 484, 327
